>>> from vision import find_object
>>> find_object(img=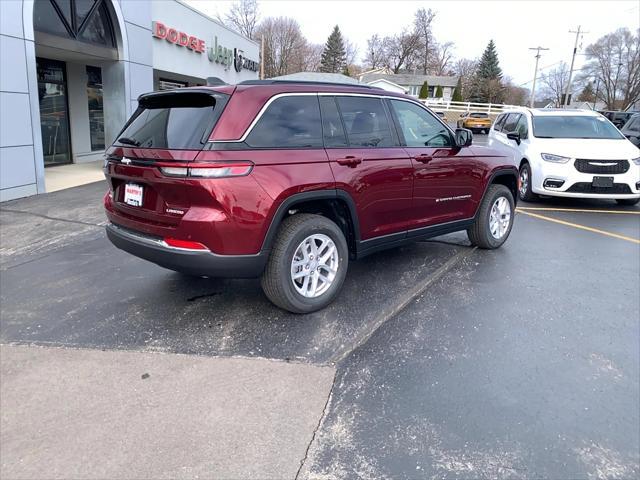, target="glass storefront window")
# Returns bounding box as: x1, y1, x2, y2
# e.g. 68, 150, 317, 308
33, 0, 115, 48
37, 58, 72, 166
86, 66, 105, 150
